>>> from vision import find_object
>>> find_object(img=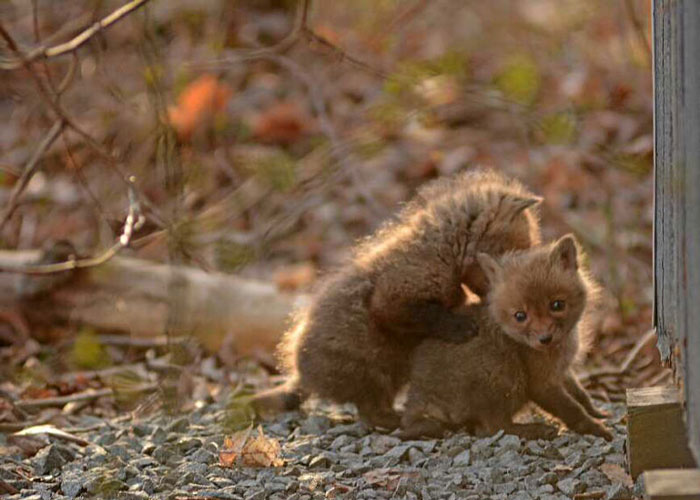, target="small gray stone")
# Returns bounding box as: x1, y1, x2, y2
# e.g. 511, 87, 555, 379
525, 441, 545, 456
166, 417, 190, 434
538, 472, 558, 485
177, 437, 203, 453
510, 492, 532, 500
404, 440, 437, 454
565, 450, 584, 467
131, 423, 152, 437
330, 435, 353, 451
96, 432, 117, 446
499, 434, 521, 452
557, 478, 586, 496
605, 453, 626, 466
493, 481, 518, 495
191, 448, 217, 465
61, 476, 83, 498
586, 443, 613, 458
309, 454, 331, 469
244, 490, 266, 500
478, 467, 504, 483
370, 435, 401, 454
408, 447, 425, 466
107, 444, 131, 461
579, 469, 611, 488
33, 445, 68, 476
452, 449, 471, 467
385, 444, 411, 461
538, 484, 555, 494
118, 492, 150, 500
152, 445, 175, 464
151, 426, 167, 444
